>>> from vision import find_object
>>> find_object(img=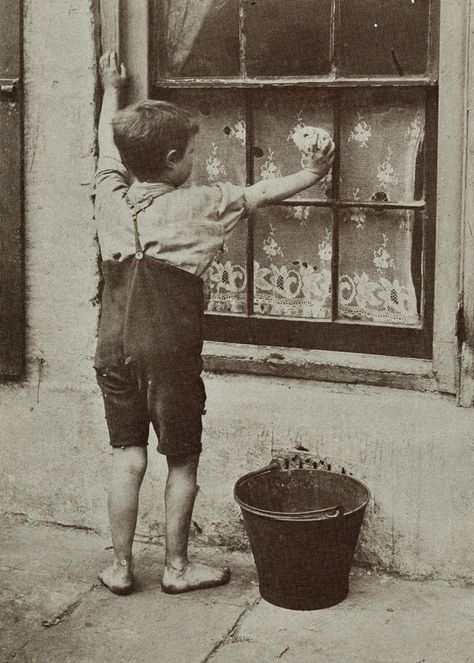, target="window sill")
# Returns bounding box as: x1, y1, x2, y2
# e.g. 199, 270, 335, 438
202, 342, 438, 392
